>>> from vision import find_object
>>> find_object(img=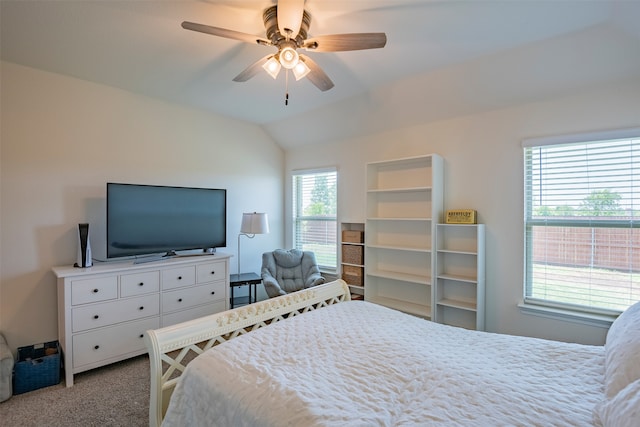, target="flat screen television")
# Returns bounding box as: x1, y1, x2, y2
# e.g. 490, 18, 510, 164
106, 183, 226, 260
